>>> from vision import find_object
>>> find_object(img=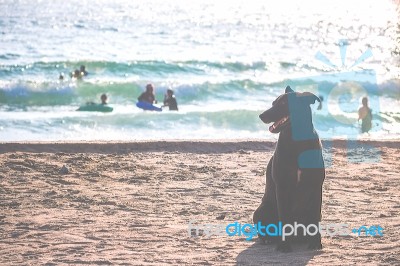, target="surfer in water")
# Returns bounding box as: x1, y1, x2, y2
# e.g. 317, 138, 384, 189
100, 94, 108, 105
163, 89, 178, 111
84, 94, 108, 106
358, 96, 372, 133
138, 83, 157, 104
